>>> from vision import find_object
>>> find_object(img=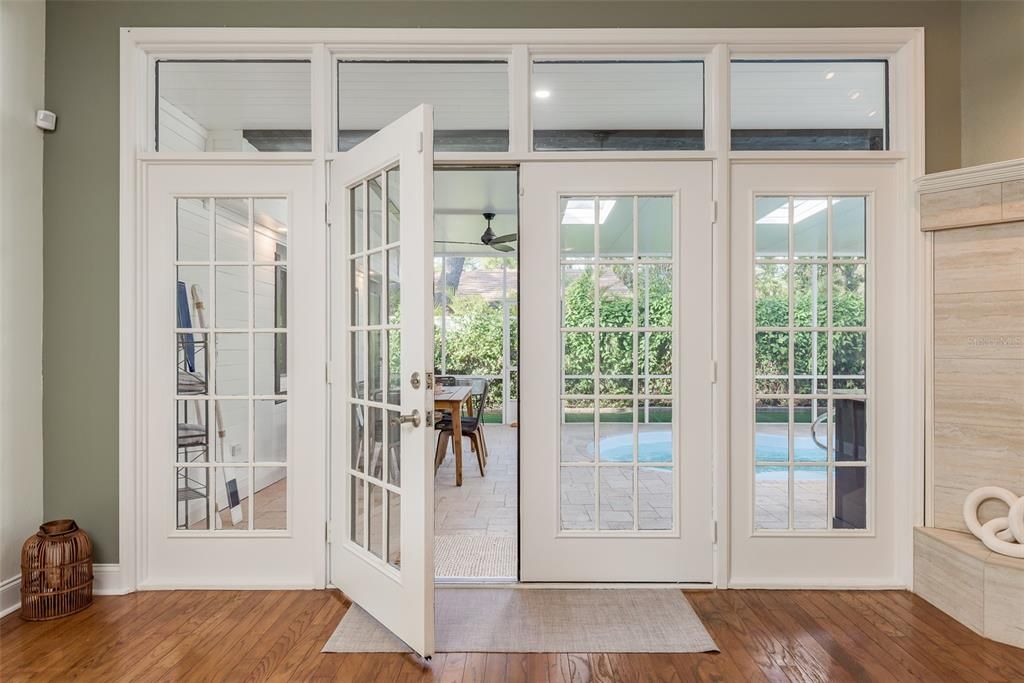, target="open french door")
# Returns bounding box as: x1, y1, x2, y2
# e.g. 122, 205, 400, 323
329, 106, 435, 655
